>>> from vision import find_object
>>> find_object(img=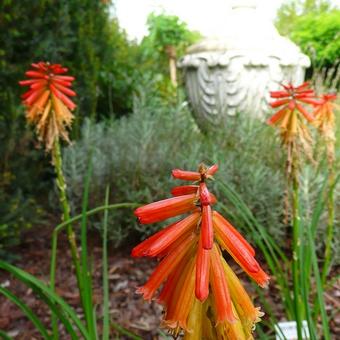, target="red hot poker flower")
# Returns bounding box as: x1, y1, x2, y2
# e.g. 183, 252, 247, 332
132, 164, 269, 338
267, 82, 319, 167
19, 62, 76, 150
313, 93, 338, 163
